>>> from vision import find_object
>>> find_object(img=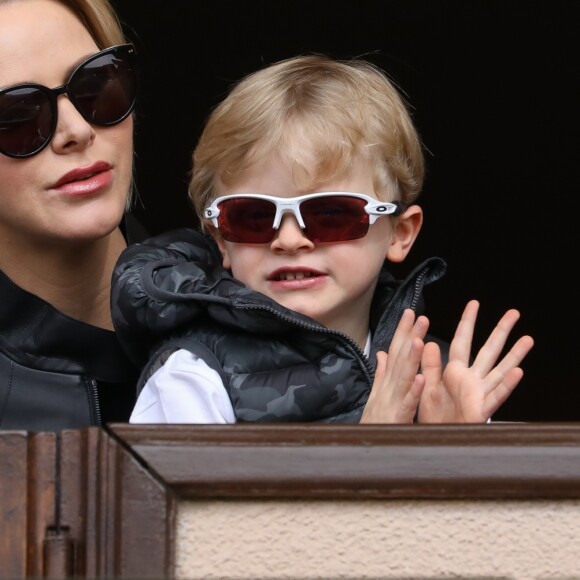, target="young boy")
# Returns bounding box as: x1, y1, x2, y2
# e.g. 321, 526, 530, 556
112, 55, 533, 424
